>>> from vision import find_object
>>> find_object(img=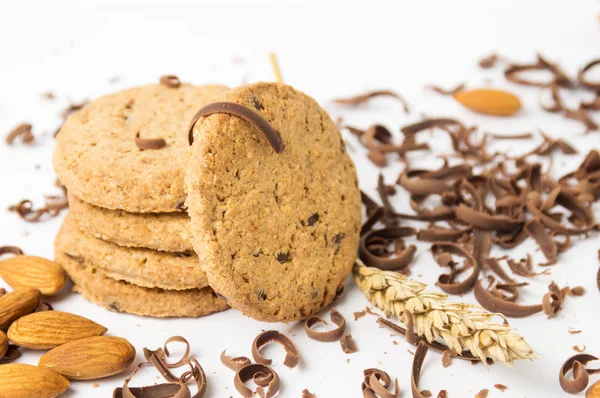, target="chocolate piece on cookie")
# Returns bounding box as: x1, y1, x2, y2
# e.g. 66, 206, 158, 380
53, 83, 229, 213
185, 82, 361, 322
68, 195, 193, 253
56, 251, 228, 318
55, 214, 207, 291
